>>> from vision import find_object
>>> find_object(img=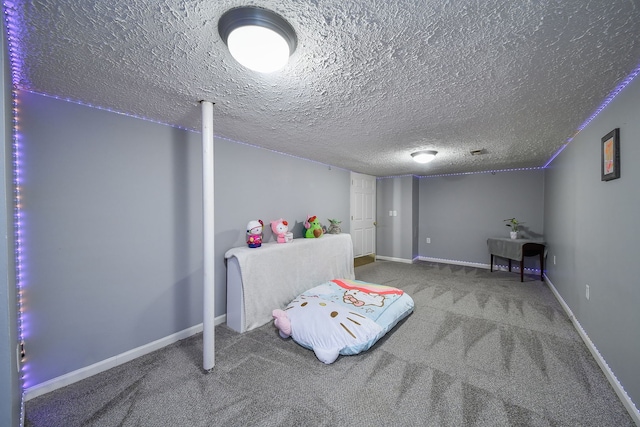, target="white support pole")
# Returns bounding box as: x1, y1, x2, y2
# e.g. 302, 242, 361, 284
201, 100, 215, 371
